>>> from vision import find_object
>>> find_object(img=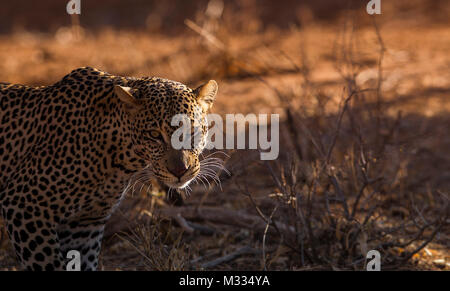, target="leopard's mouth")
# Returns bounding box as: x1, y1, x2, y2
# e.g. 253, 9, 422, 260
156, 168, 199, 189
167, 178, 194, 189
